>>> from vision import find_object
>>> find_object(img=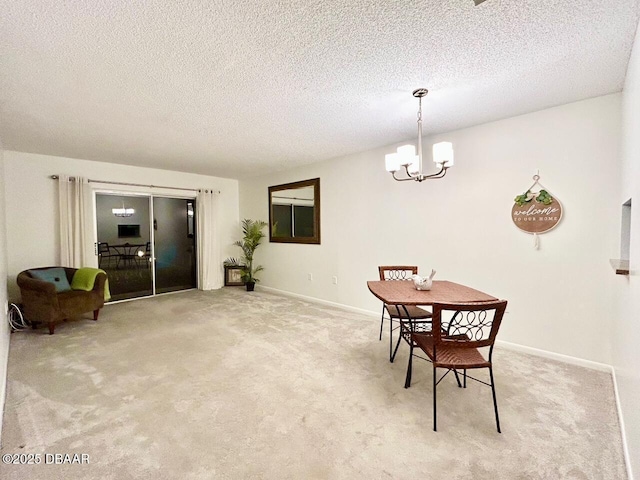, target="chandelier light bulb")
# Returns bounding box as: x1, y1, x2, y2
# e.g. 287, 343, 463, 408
433, 142, 454, 167
397, 145, 416, 167
385, 153, 400, 173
